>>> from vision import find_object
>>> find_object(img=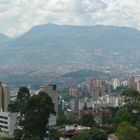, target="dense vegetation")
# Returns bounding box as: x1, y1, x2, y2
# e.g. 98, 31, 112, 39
57, 88, 140, 140
9, 87, 55, 140
71, 127, 108, 140
7, 87, 140, 140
